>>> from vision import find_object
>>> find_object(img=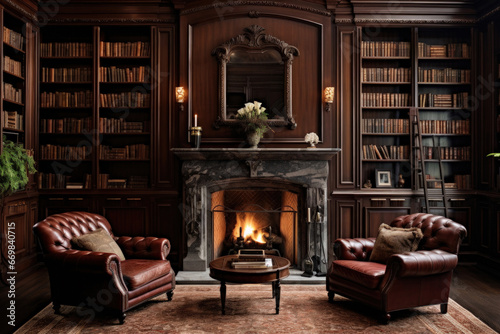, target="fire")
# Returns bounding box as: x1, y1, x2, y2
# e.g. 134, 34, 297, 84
234, 212, 266, 244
